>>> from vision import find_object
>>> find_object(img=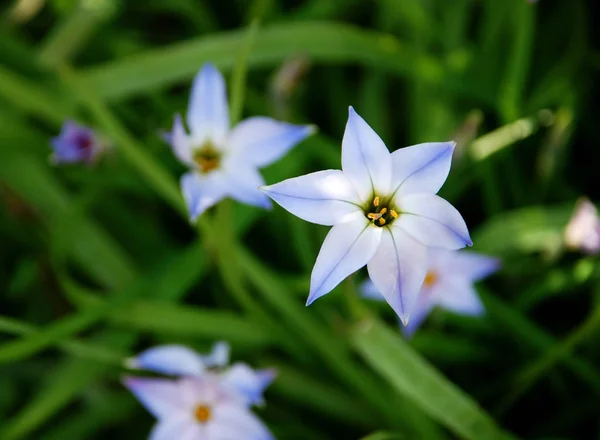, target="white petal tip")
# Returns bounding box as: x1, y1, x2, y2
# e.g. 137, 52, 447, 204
400, 316, 410, 327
